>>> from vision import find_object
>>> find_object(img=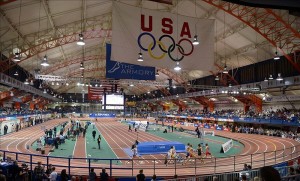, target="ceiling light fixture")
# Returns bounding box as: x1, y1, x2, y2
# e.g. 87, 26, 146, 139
24, 79, 29, 85
155, 70, 159, 77
276, 73, 283, 81
269, 74, 273, 80
192, 35, 199, 45
137, 52, 143, 62
215, 75, 219, 81
192, 0, 199, 46
129, 83, 134, 87
41, 55, 49, 66
13, 0, 22, 62
66, 82, 69, 86
174, 62, 181, 71
12, 52, 21, 62
223, 64, 228, 74
77, 34, 85, 46
273, 51, 280, 60
80, 62, 84, 69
